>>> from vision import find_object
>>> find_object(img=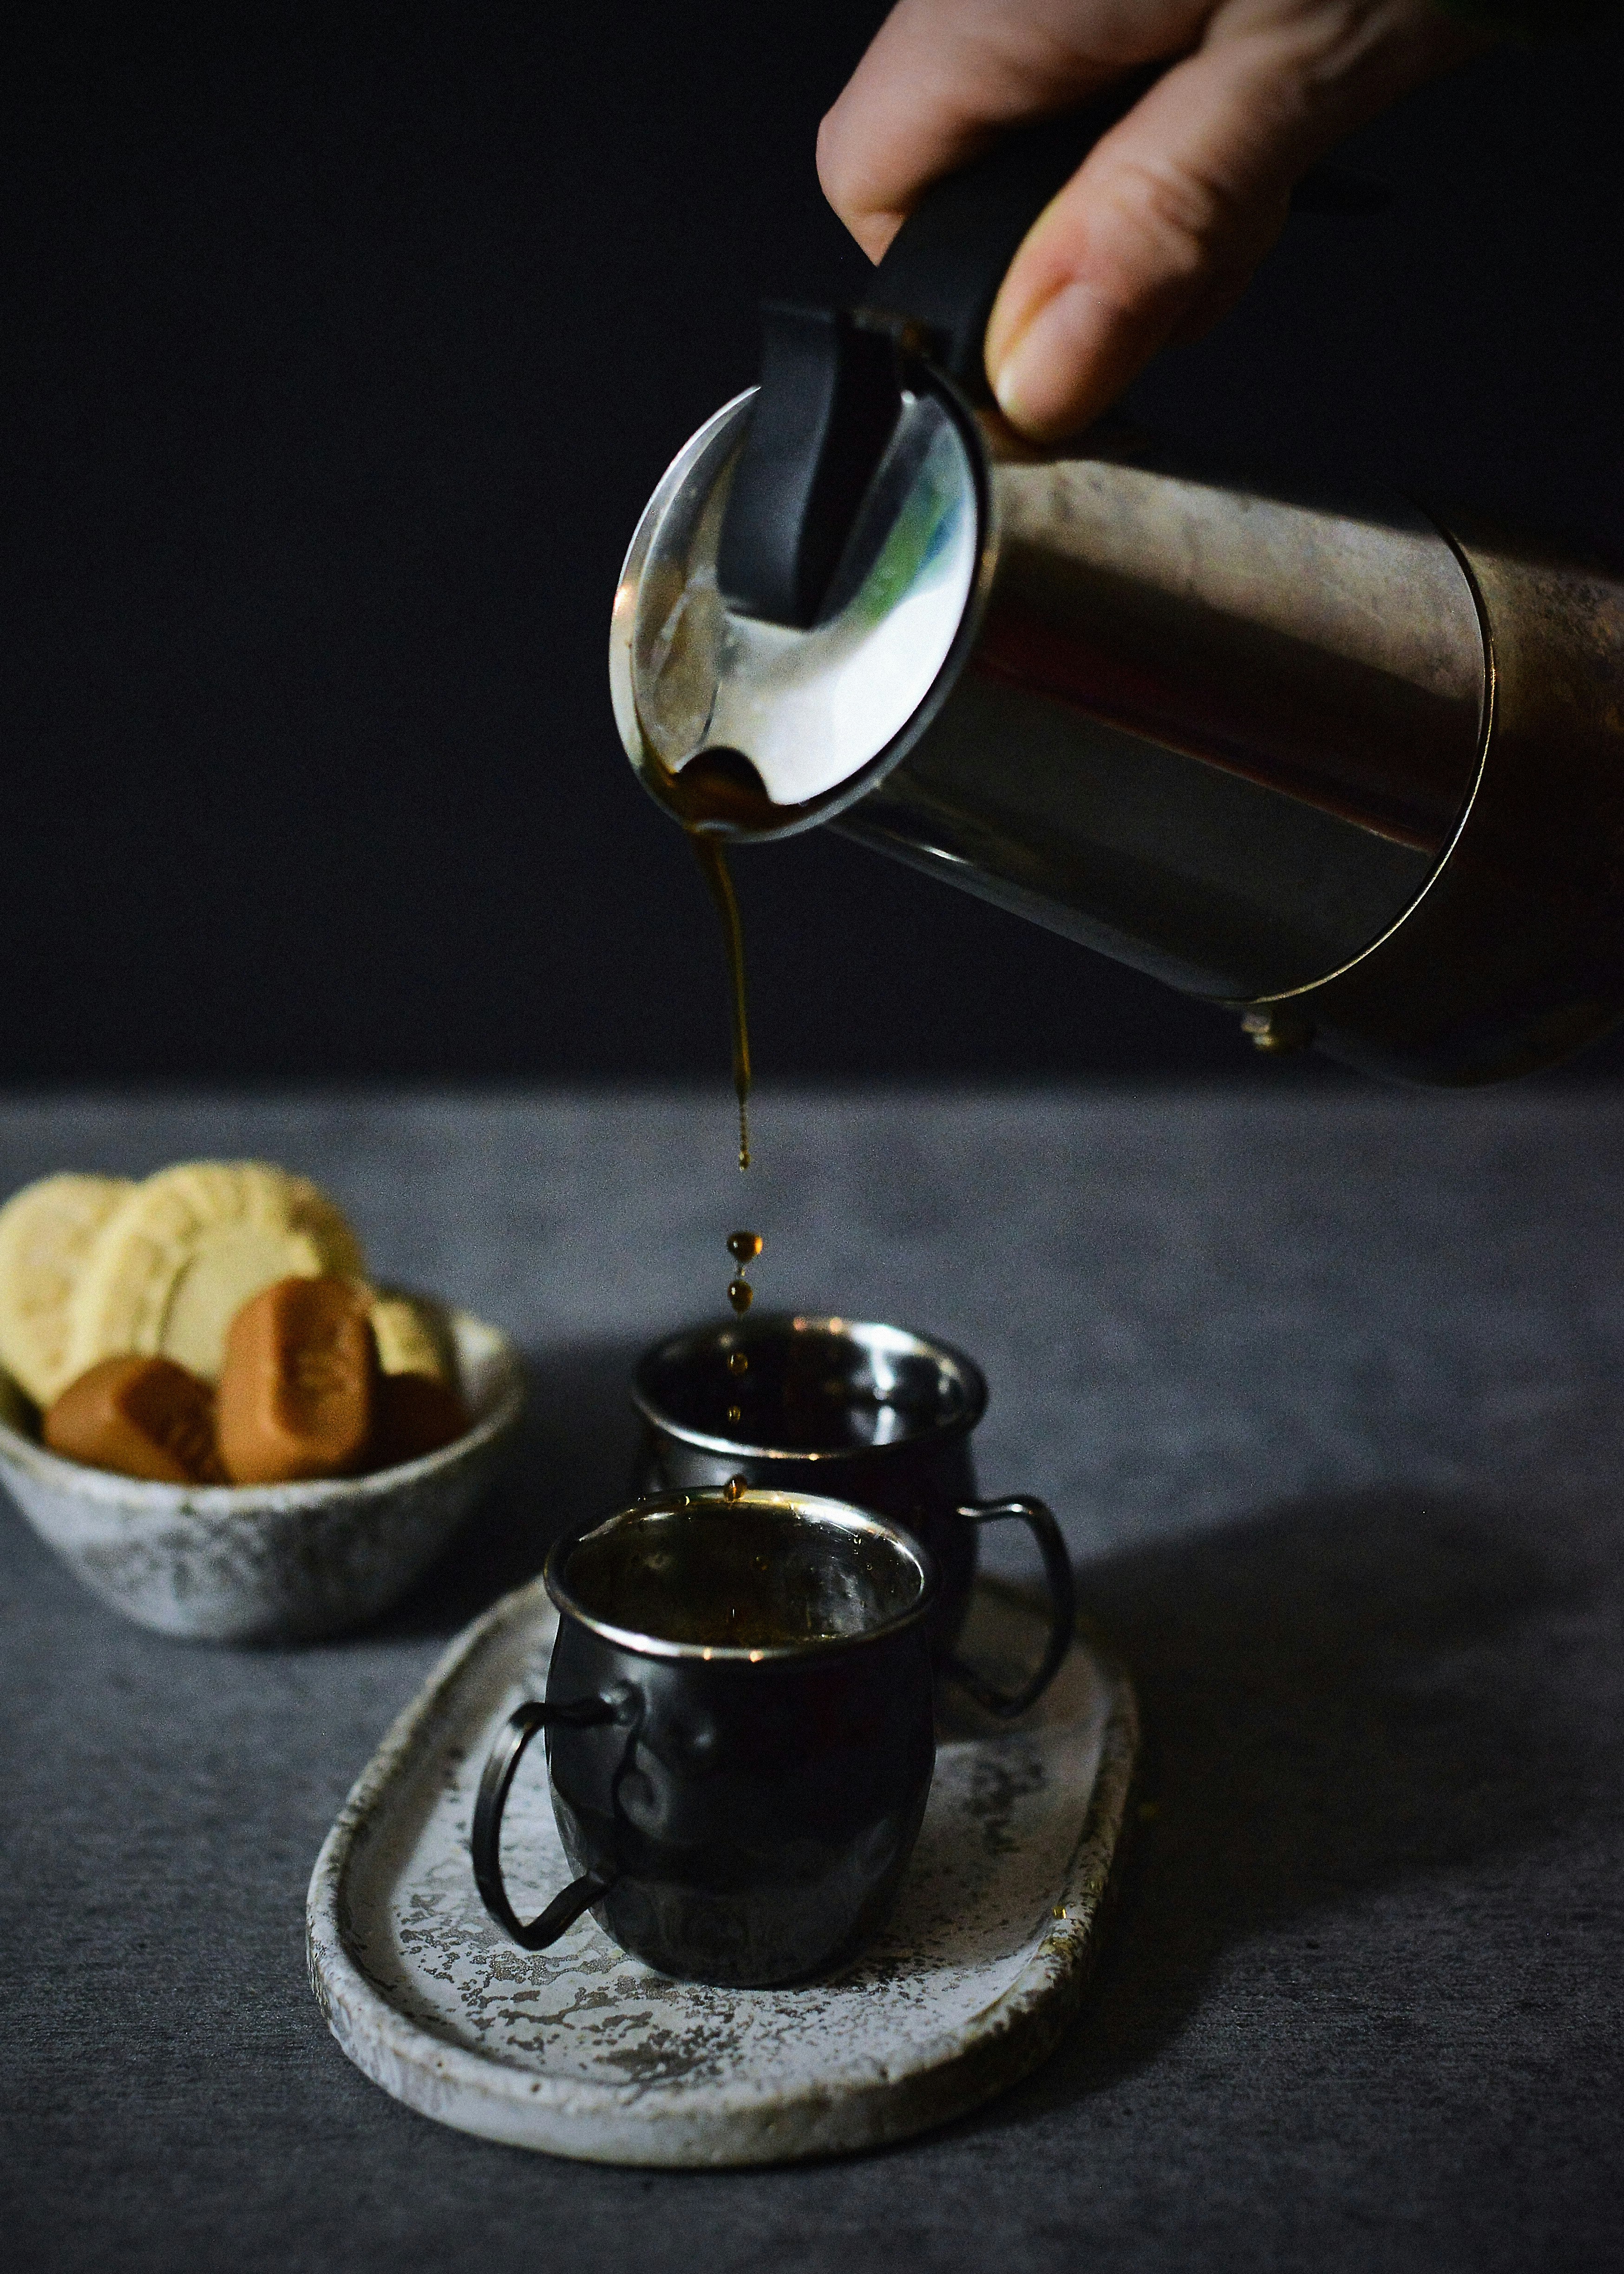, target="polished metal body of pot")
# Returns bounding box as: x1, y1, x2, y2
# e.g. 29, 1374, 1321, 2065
615, 373, 1624, 1087
844, 401, 1624, 1085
